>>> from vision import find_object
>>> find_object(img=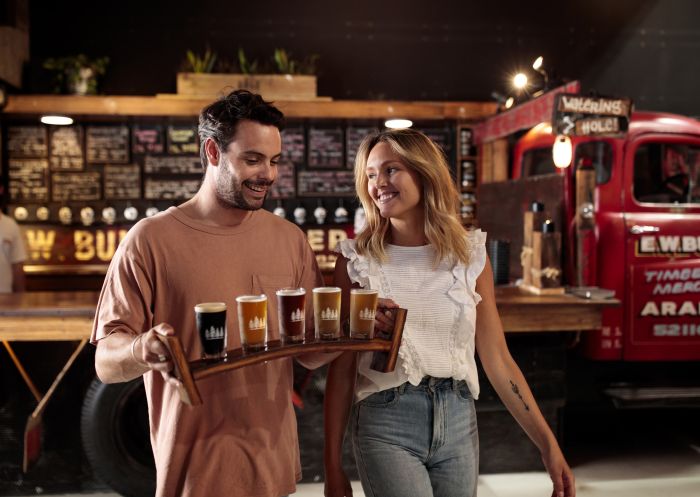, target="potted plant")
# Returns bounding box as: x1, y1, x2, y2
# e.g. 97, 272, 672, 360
43, 54, 109, 95
176, 47, 320, 101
